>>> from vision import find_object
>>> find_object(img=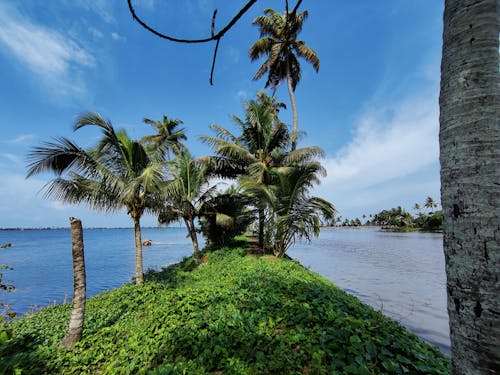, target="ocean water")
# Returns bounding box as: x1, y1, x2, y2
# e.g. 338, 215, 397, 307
0, 227, 193, 315
289, 227, 450, 354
